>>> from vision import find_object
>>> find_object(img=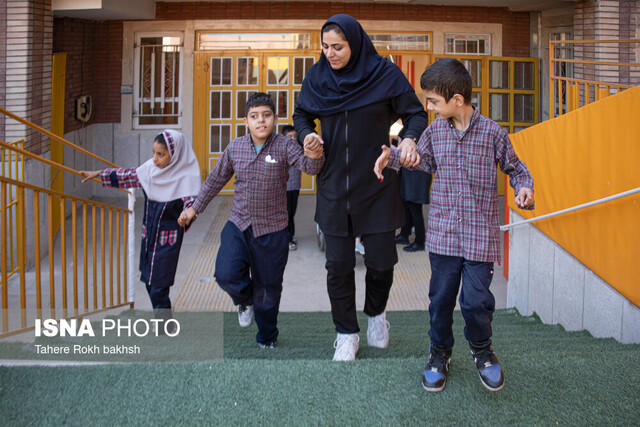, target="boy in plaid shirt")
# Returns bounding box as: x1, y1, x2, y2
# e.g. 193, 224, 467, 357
375, 59, 534, 392
179, 93, 324, 348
